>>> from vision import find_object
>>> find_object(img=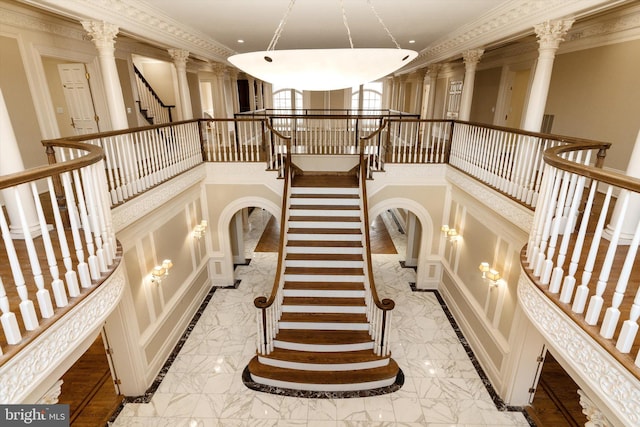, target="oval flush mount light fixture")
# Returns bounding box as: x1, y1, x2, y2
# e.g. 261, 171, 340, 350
228, 0, 417, 91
